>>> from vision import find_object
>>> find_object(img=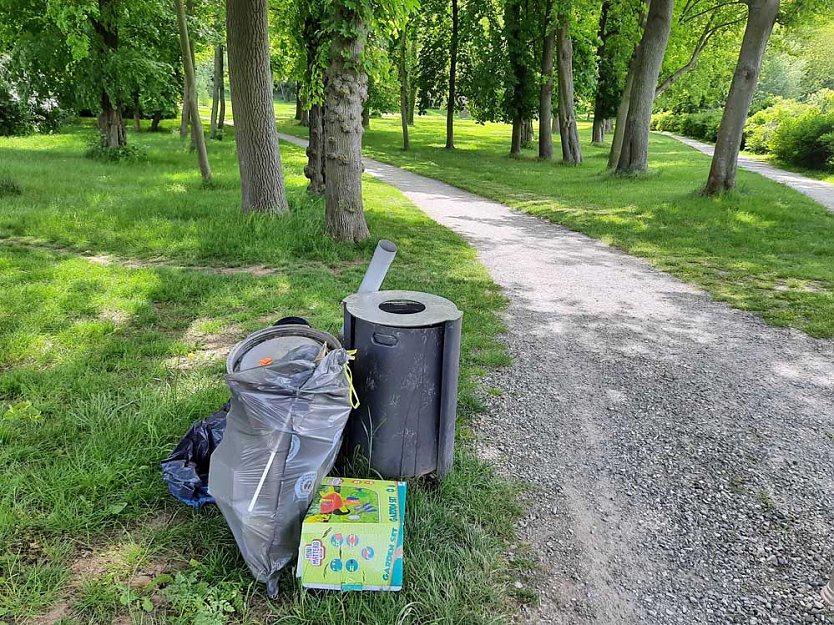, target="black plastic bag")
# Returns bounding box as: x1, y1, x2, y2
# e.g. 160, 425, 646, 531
161, 402, 229, 508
